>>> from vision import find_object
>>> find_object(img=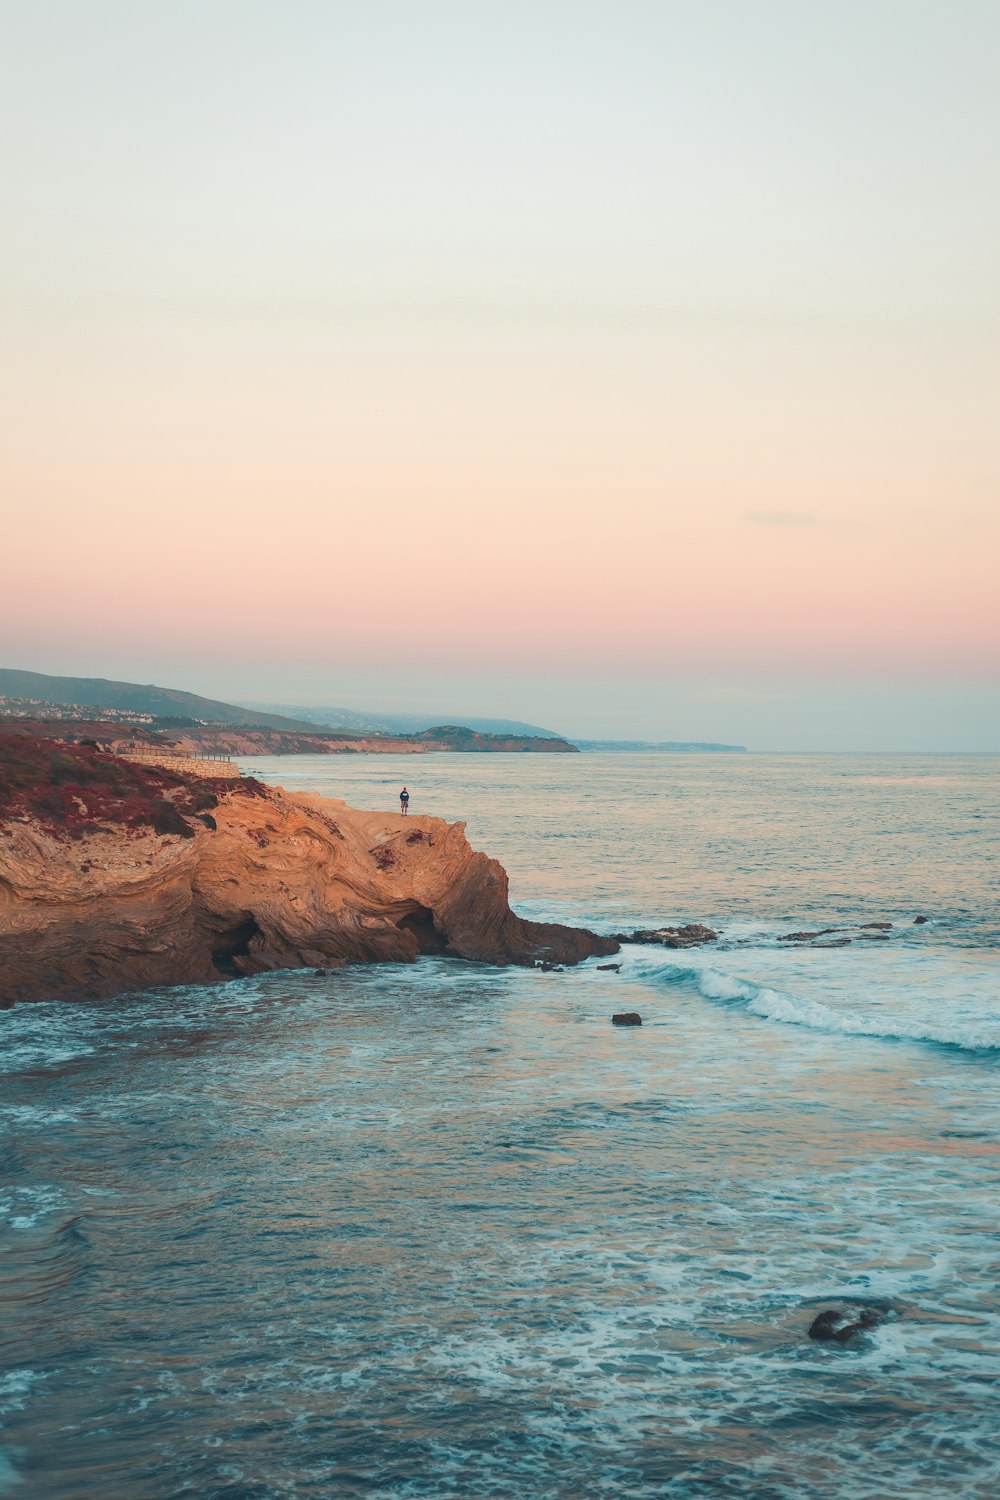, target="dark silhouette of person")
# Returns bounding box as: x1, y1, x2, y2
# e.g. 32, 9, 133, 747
400, 786, 410, 816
